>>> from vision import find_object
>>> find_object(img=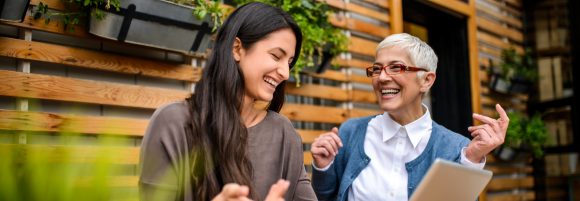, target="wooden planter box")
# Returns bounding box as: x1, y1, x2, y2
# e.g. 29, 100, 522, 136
0, 0, 30, 22
89, 0, 213, 54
